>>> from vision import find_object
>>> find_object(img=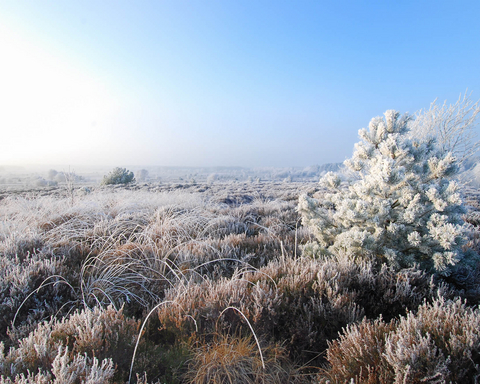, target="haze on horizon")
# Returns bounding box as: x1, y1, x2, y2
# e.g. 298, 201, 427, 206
1, 1, 479, 169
